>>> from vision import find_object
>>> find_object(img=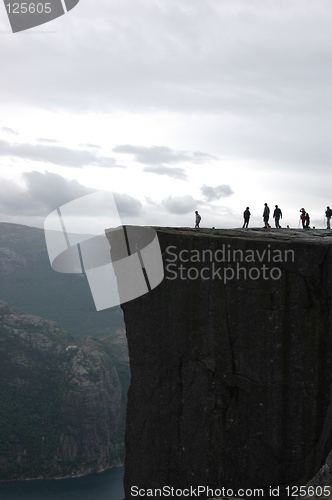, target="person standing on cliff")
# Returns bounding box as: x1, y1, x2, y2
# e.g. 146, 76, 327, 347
195, 210, 201, 229
325, 206, 332, 229
300, 208, 306, 229
243, 207, 250, 228
273, 205, 282, 228
305, 212, 310, 229
263, 203, 270, 228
